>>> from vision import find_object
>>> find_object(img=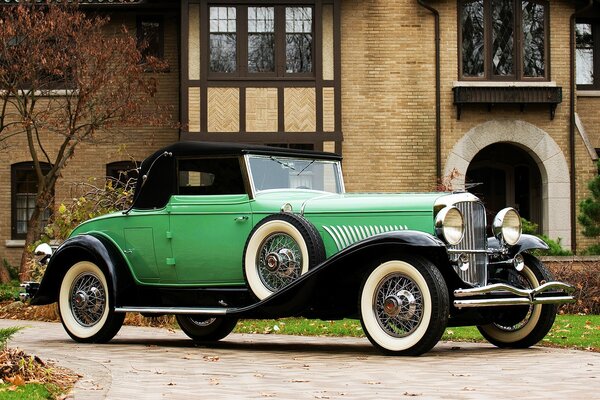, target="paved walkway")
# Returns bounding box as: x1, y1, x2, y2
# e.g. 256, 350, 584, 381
1, 319, 599, 399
